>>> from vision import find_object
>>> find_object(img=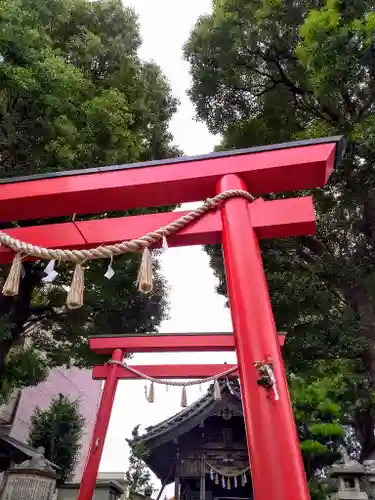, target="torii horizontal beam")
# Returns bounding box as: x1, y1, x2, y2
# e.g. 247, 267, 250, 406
92, 364, 238, 380
89, 332, 287, 355
0, 137, 343, 221
0, 197, 314, 263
